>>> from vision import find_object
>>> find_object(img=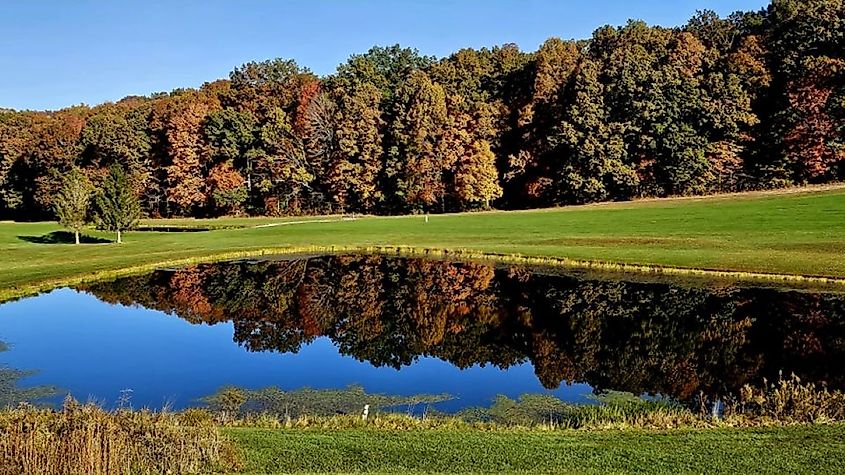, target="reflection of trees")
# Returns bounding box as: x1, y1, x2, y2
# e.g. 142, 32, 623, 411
83, 256, 845, 400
